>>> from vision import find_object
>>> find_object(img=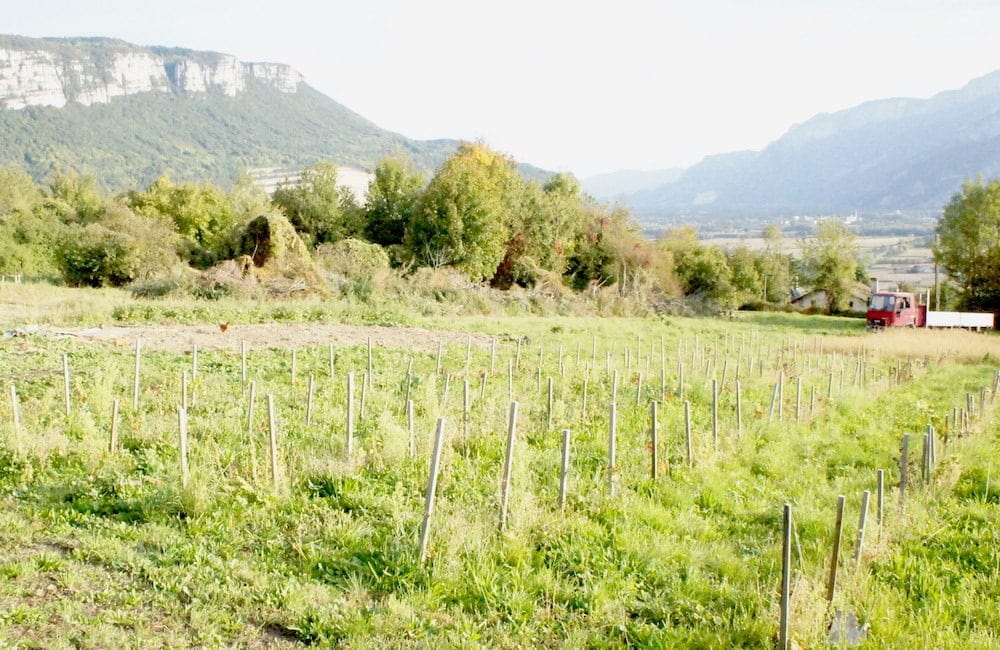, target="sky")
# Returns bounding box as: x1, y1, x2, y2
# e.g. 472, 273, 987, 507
6, 0, 1000, 177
